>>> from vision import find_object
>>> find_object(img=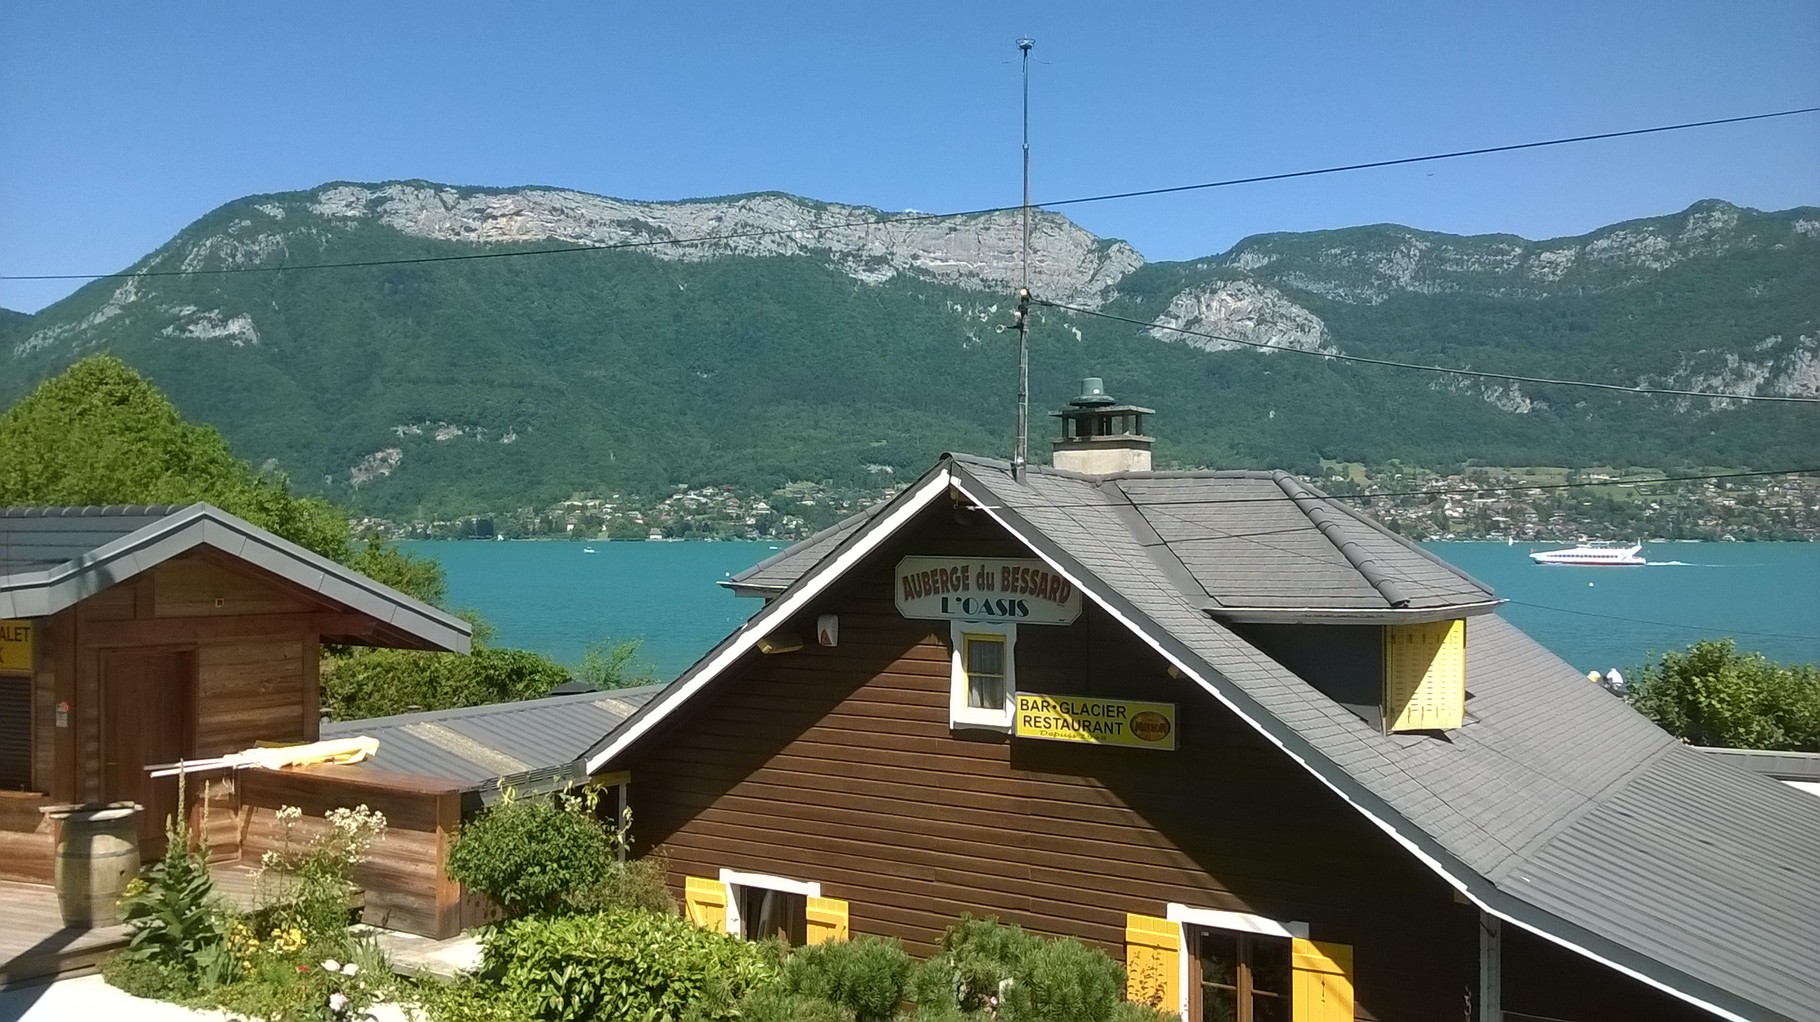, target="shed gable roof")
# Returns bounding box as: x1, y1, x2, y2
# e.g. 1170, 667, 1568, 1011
0, 503, 470, 653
